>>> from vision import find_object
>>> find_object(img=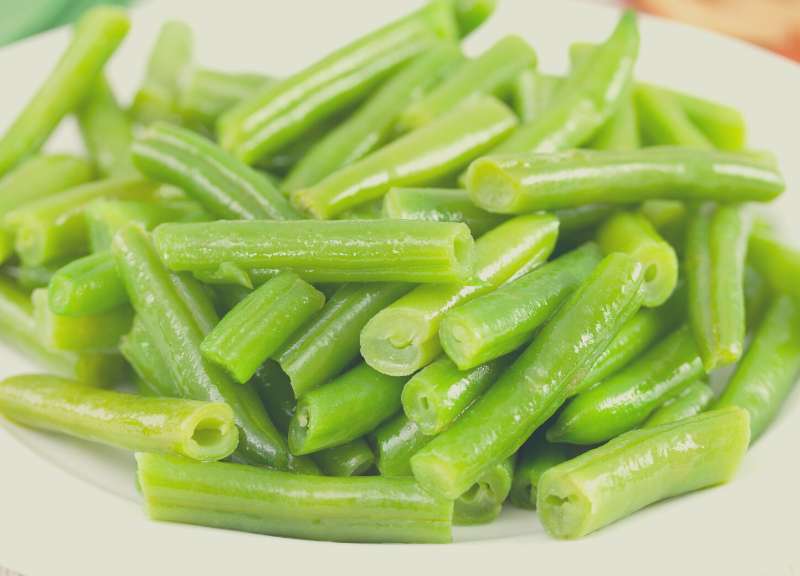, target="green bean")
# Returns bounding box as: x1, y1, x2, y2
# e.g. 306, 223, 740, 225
402, 355, 508, 435
466, 147, 784, 214
372, 413, 432, 477
509, 435, 570, 510
0, 276, 127, 387
383, 187, 505, 237
548, 325, 705, 444
3, 260, 67, 290
538, 407, 750, 539
668, 89, 746, 150
336, 199, 385, 220
634, 84, 714, 148
510, 70, 563, 123
137, 452, 453, 543
219, 1, 458, 164
439, 243, 602, 370
0, 374, 238, 461
283, 44, 463, 192
76, 75, 135, 177
452, 0, 496, 36
275, 283, 411, 397
639, 199, 687, 250
47, 253, 125, 317
202, 273, 325, 384
597, 211, 678, 307
177, 68, 272, 130
643, 379, 713, 428
686, 203, 751, 371
314, 439, 375, 477
398, 36, 535, 131
4, 177, 158, 266
744, 264, 770, 328
120, 316, 179, 398
291, 96, 517, 219
153, 219, 476, 284
112, 225, 312, 471
0, 7, 130, 178
32, 288, 132, 352
132, 122, 299, 221
130, 21, 193, 125
748, 227, 800, 302
453, 457, 513, 525
492, 11, 638, 154
411, 253, 645, 498
714, 295, 800, 441
361, 214, 558, 376
288, 363, 406, 455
